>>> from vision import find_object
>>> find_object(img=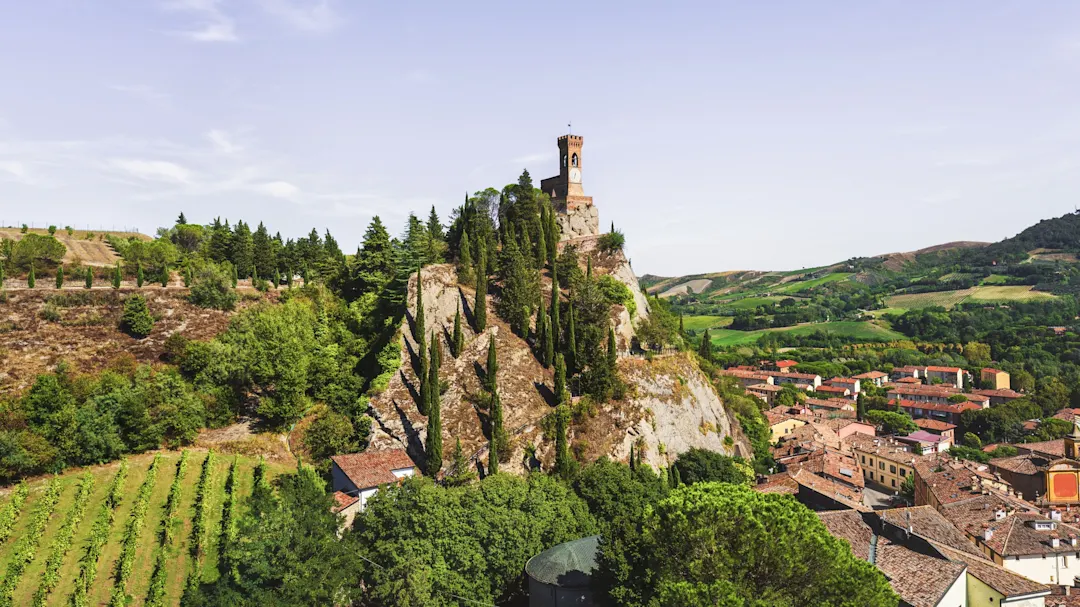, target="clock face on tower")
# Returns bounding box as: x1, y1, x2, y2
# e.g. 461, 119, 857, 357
569, 168, 581, 183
